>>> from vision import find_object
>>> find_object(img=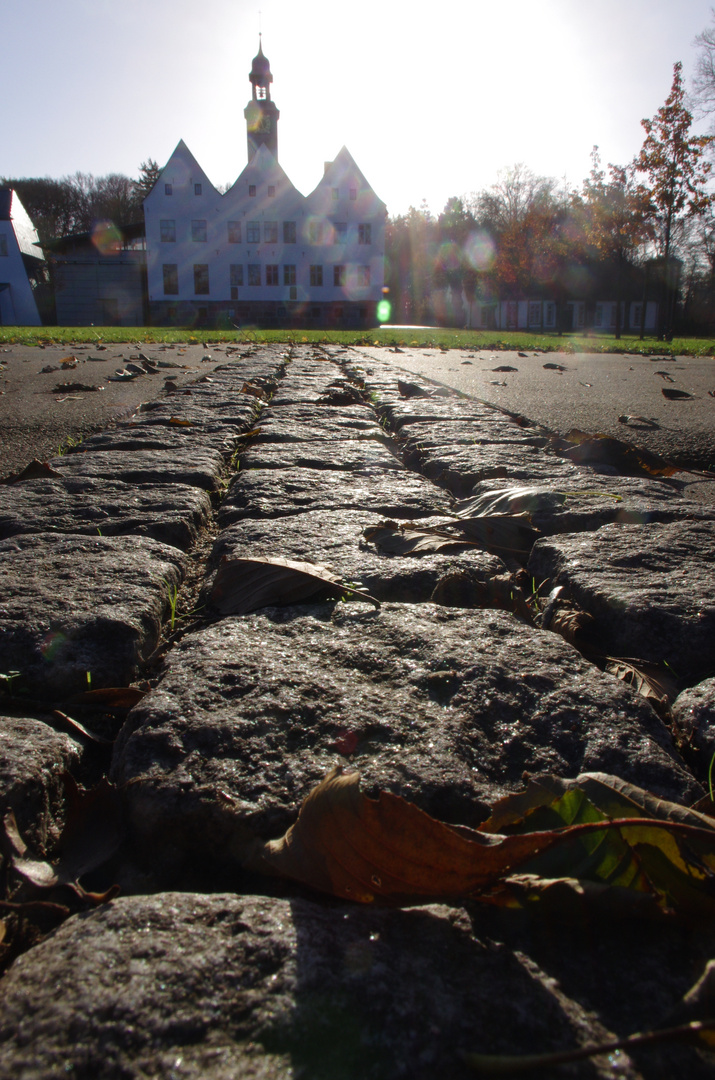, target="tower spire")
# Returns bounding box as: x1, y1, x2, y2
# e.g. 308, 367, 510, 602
244, 37, 279, 160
